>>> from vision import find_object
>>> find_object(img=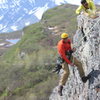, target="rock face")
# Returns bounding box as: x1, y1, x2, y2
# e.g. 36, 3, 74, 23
49, 15, 100, 100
